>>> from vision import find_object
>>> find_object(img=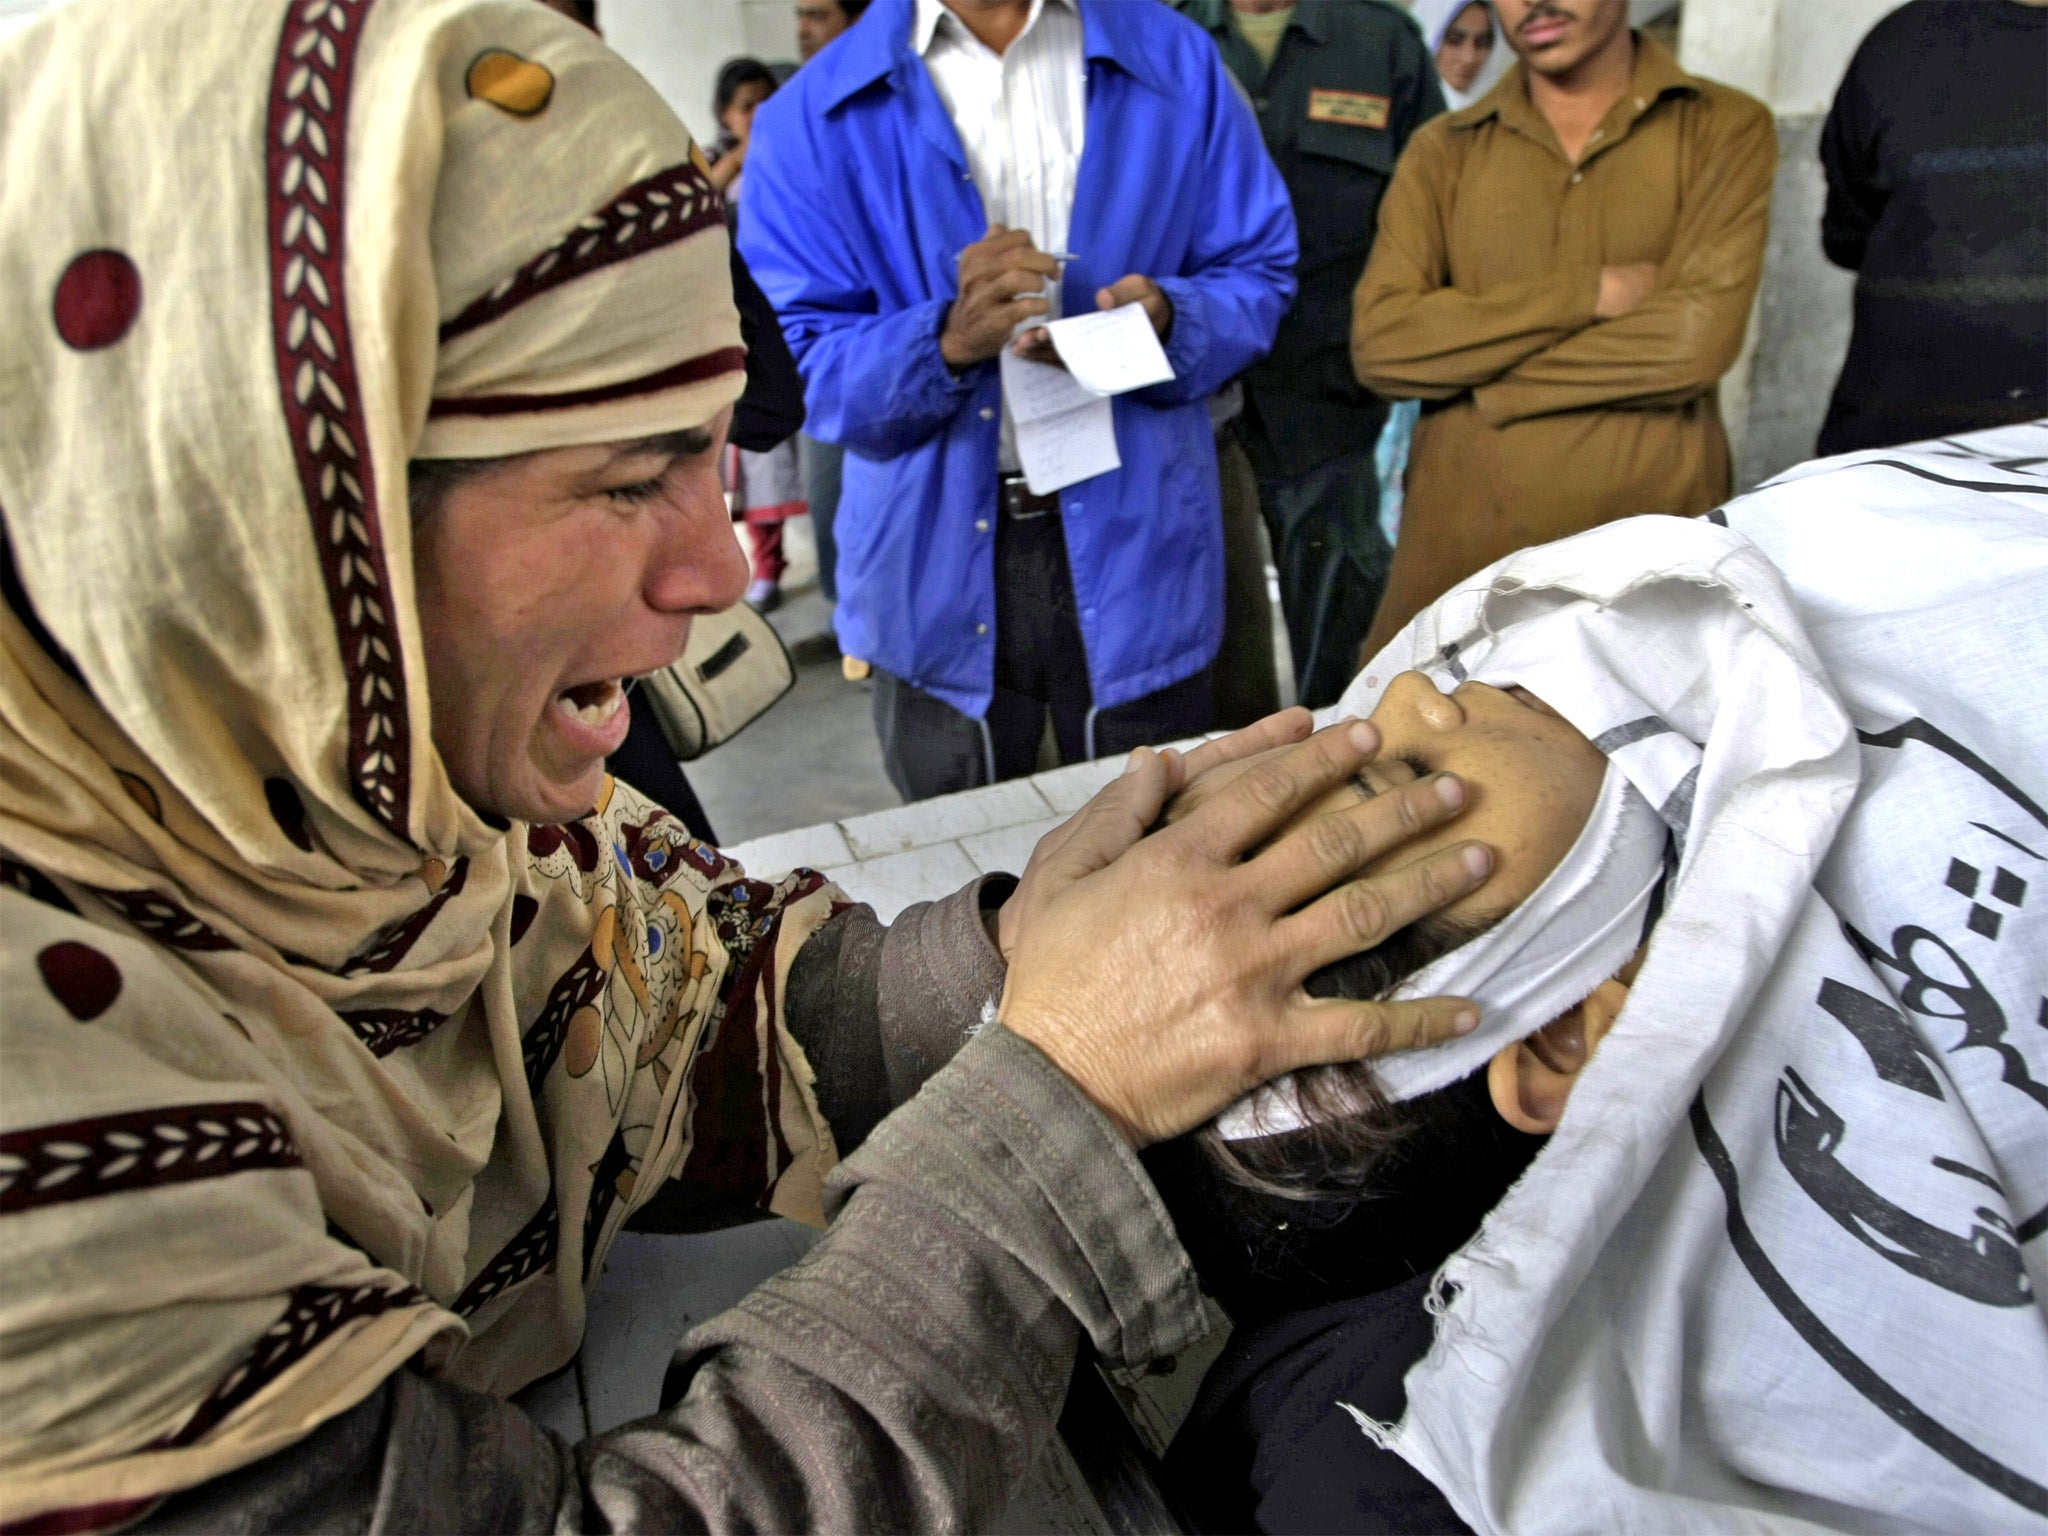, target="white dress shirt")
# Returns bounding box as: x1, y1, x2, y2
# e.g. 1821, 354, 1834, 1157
914, 0, 1086, 471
